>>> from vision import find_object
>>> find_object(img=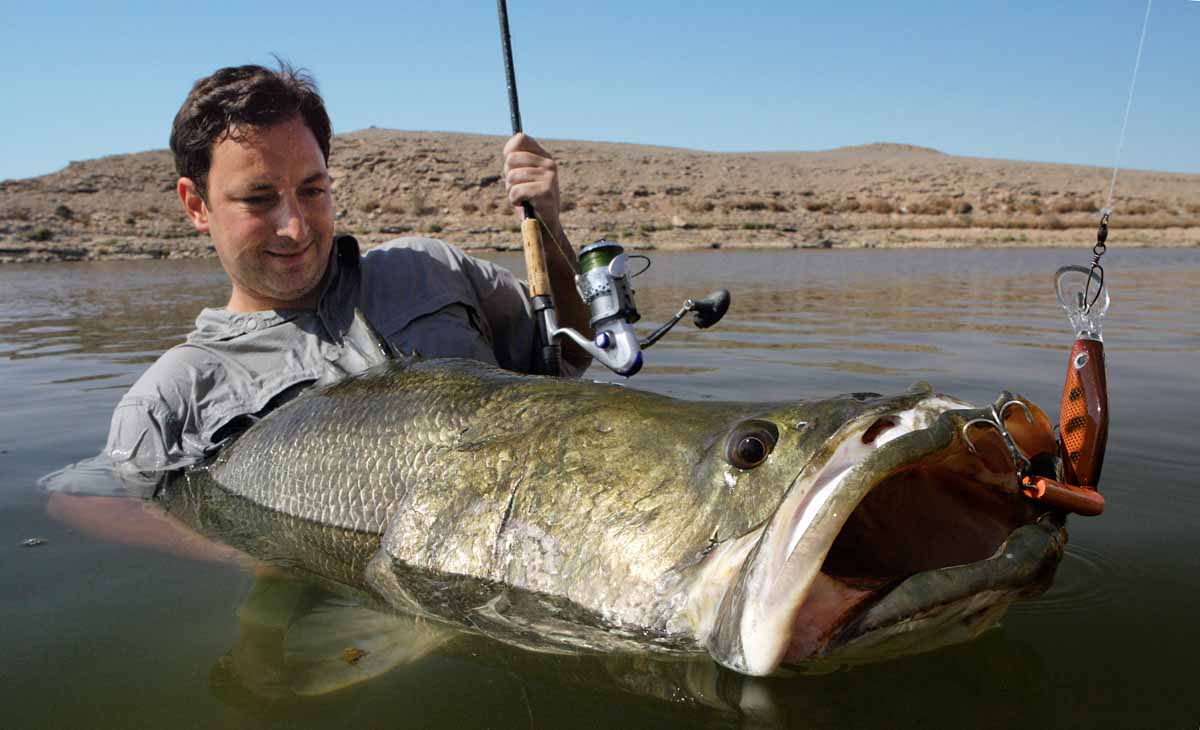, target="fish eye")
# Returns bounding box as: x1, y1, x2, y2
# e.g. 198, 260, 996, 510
724, 421, 779, 470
